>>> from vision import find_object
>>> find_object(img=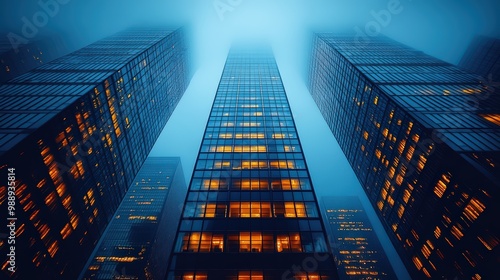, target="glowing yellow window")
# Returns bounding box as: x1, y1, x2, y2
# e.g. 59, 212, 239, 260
284, 202, 296, 217
241, 161, 267, 169
214, 161, 231, 168
480, 114, 500, 126
276, 235, 290, 252
295, 203, 307, 217
284, 146, 295, 152
182, 272, 207, 280
212, 235, 224, 252
205, 204, 216, 218
238, 271, 263, 280
199, 233, 212, 252
240, 202, 251, 217
270, 161, 294, 169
